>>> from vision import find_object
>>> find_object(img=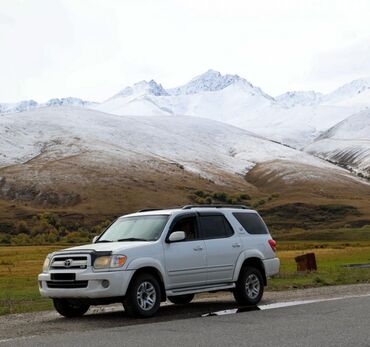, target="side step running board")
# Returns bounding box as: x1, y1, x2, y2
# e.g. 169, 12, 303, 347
166, 283, 235, 296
